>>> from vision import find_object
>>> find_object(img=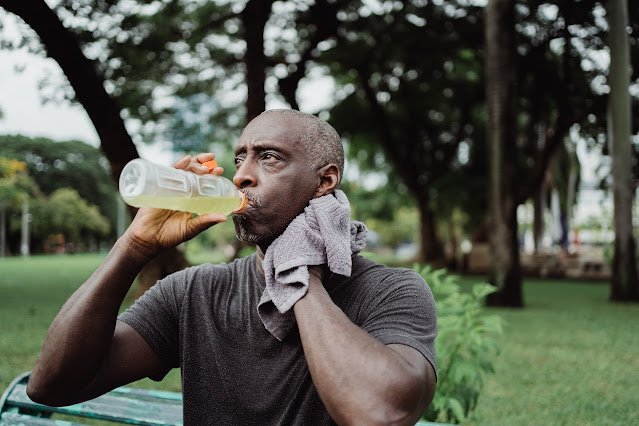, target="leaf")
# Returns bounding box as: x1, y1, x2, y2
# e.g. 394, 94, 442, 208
447, 397, 466, 422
